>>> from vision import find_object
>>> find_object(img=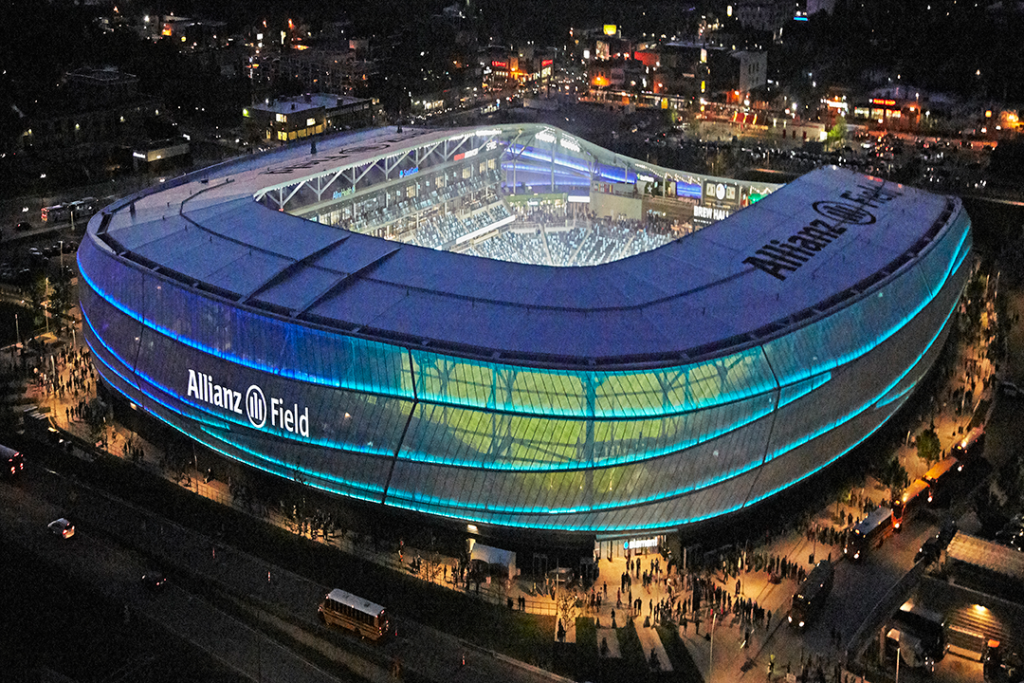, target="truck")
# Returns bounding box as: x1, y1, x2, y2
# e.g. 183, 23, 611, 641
885, 627, 936, 672
891, 601, 948, 665
788, 560, 834, 629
